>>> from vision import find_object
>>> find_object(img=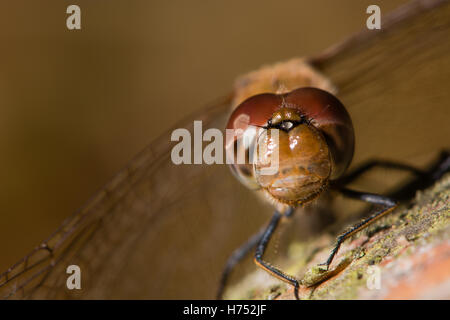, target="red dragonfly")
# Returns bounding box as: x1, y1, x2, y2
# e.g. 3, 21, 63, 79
0, 0, 449, 299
